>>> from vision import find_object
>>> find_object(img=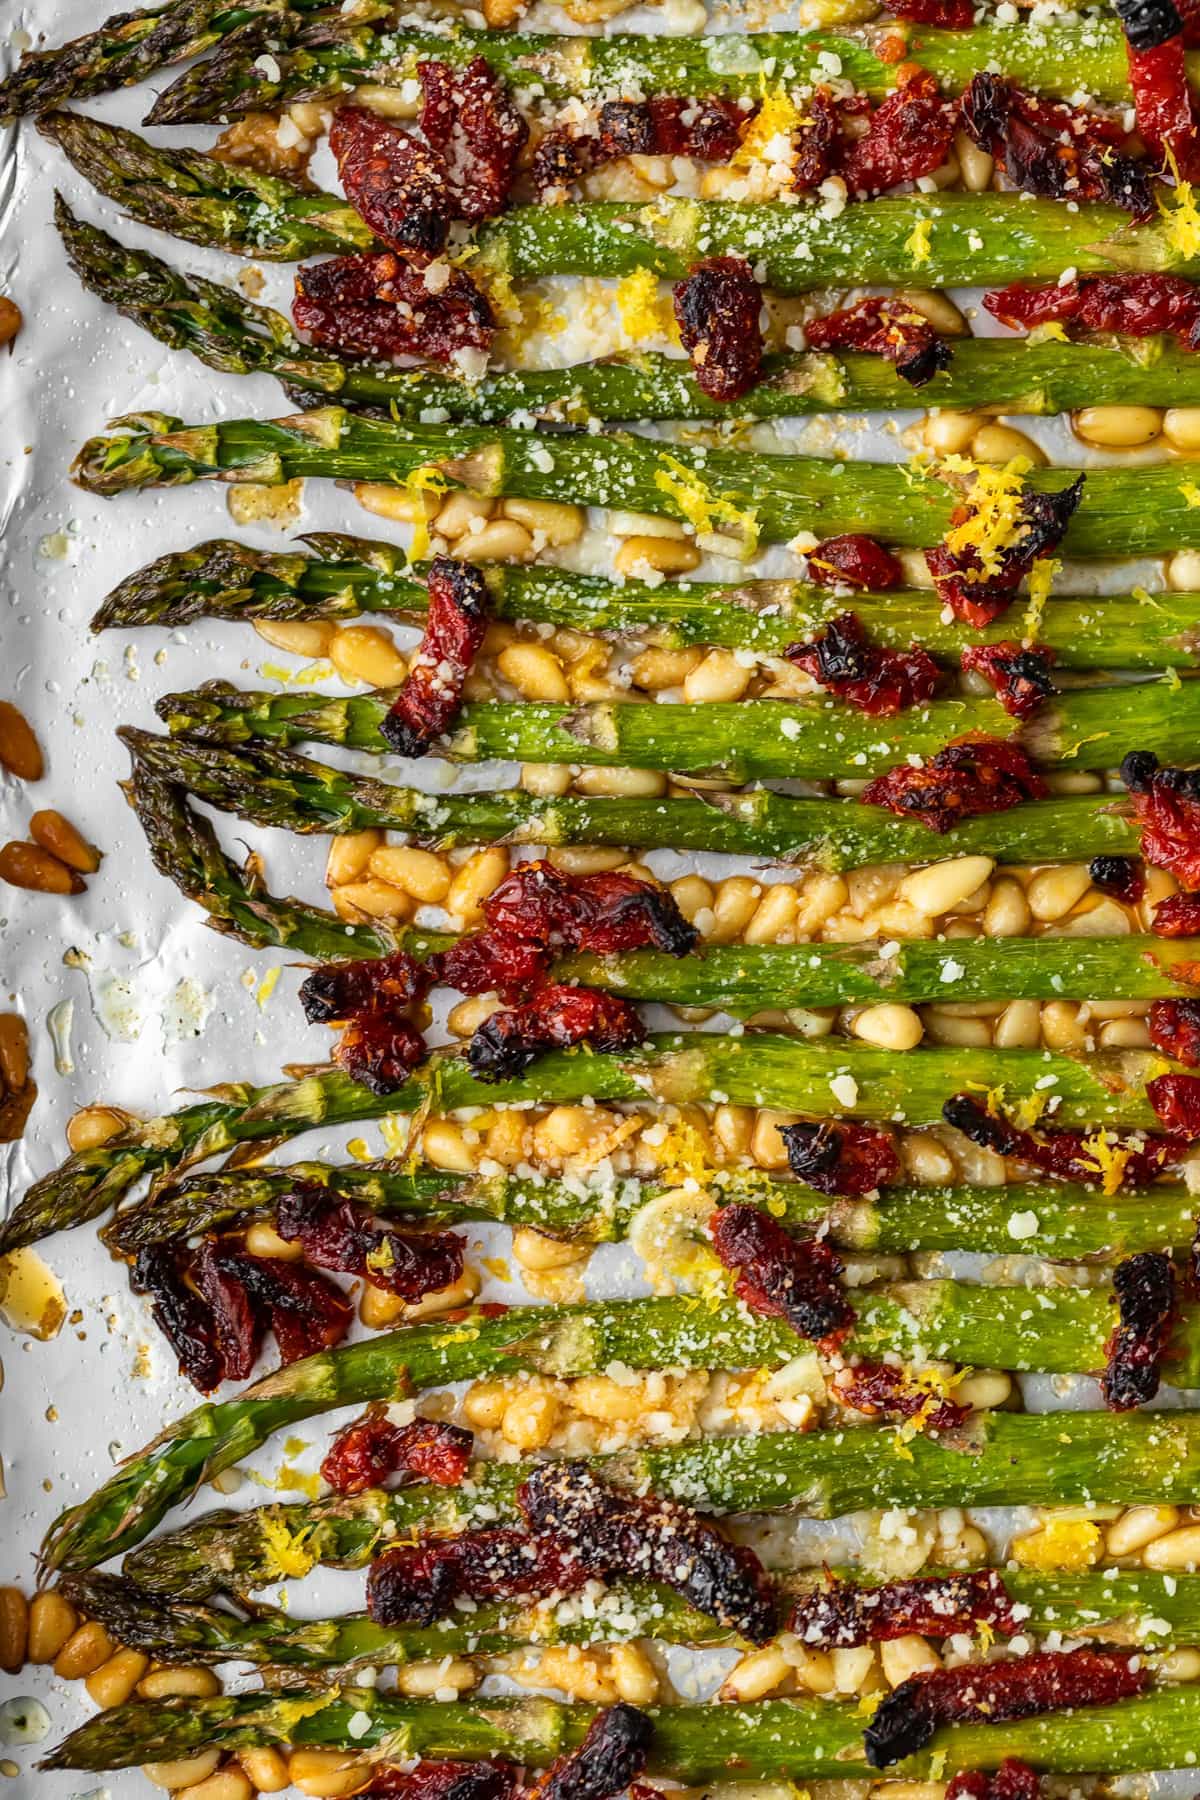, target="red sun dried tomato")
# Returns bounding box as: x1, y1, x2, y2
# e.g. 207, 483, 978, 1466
361, 1762, 521, 1800
519, 1460, 778, 1642
673, 255, 764, 404
1102, 1249, 1176, 1410
275, 1184, 464, 1298
786, 611, 941, 716
381, 555, 491, 756
864, 1648, 1148, 1768
942, 1091, 1186, 1188
984, 273, 1200, 347
793, 86, 842, 191
293, 251, 494, 364
841, 66, 957, 195
532, 1705, 655, 1800
959, 73, 1153, 217
1089, 854, 1146, 905
862, 735, 1047, 833
467, 983, 647, 1082
830, 1361, 971, 1433
805, 297, 953, 388
131, 1245, 226, 1394
333, 1009, 429, 1095
330, 107, 456, 257
483, 860, 697, 956
925, 478, 1084, 629
369, 1527, 587, 1625
1149, 996, 1200, 1064
802, 535, 904, 592
1148, 1070, 1200, 1136
1153, 892, 1200, 935
959, 643, 1058, 720
710, 1201, 856, 1345
418, 57, 528, 223
883, 0, 974, 22
300, 948, 429, 1025
789, 1569, 1018, 1649
321, 1407, 474, 1495
946, 1762, 1042, 1800
1124, 751, 1200, 891
780, 1118, 901, 1196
